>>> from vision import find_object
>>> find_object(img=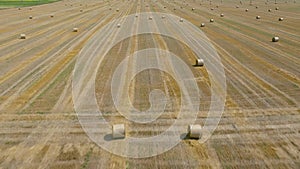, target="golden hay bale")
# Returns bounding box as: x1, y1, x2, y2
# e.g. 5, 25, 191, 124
73, 28, 78, 32
112, 124, 125, 139
20, 34, 26, 39
195, 59, 204, 66
200, 23, 205, 27
272, 37, 279, 42
188, 125, 202, 139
